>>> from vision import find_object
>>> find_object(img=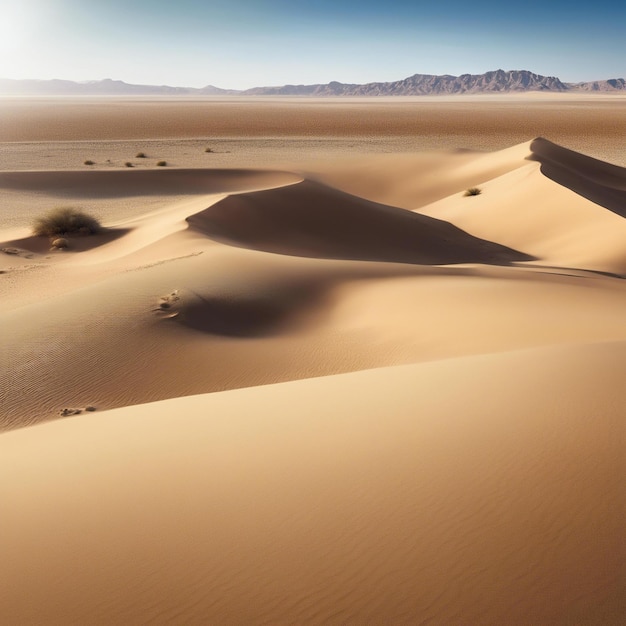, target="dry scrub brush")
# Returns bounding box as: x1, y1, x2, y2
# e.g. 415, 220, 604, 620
50, 237, 69, 249
33, 207, 102, 237
464, 187, 482, 196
